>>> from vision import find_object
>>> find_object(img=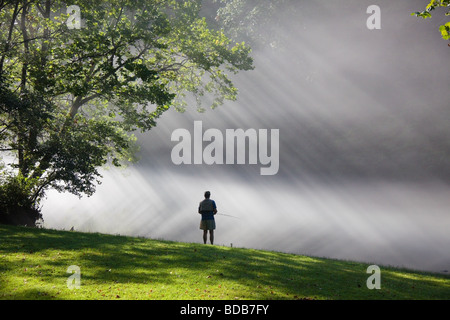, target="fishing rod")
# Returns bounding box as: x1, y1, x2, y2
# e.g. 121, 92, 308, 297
216, 212, 241, 219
